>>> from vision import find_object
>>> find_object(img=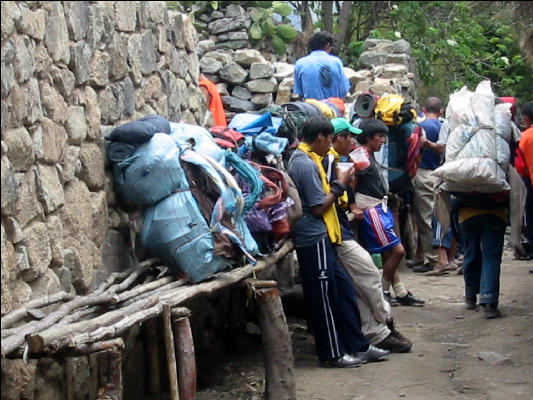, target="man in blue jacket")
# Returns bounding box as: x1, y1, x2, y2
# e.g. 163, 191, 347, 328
293, 32, 351, 100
